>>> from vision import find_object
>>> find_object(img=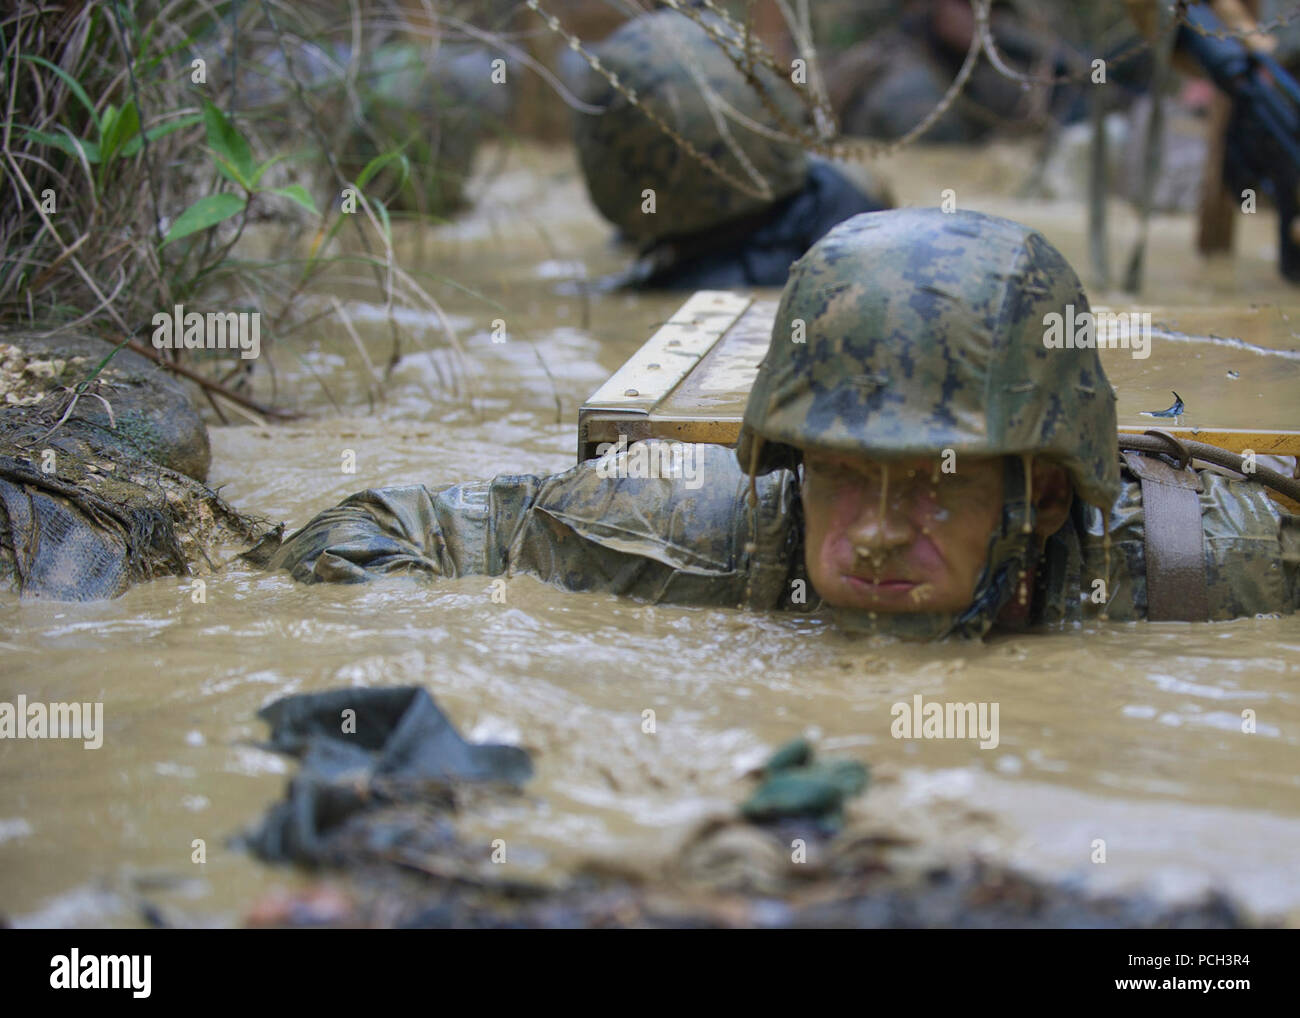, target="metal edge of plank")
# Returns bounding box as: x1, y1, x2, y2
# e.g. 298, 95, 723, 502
581, 291, 753, 411
577, 291, 753, 460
